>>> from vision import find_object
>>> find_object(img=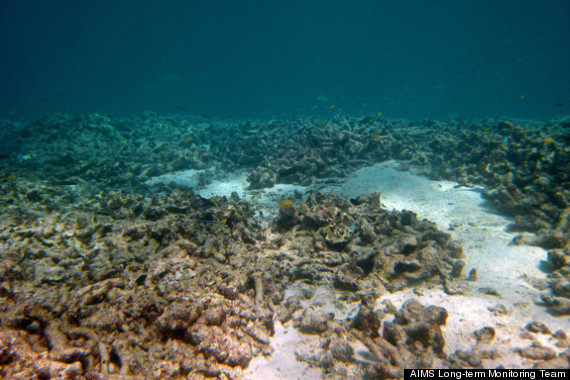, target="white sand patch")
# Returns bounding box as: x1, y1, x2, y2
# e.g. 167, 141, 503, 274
245, 321, 323, 380
197, 171, 250, 199
146, 169, 205, 189
148, 169, 307, 220
147, 169, 251, 199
